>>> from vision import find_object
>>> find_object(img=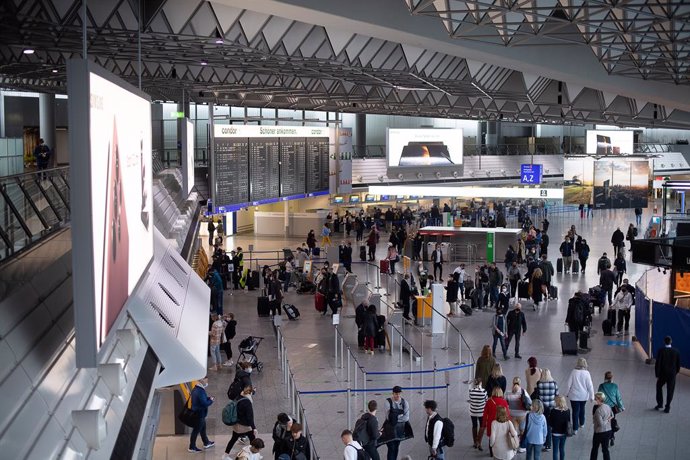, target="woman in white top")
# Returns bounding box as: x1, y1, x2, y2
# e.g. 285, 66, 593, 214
504, 376, 530, 448
563, 357, 595, 434
612, 285, 633, 336
490, 406, 518, 460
